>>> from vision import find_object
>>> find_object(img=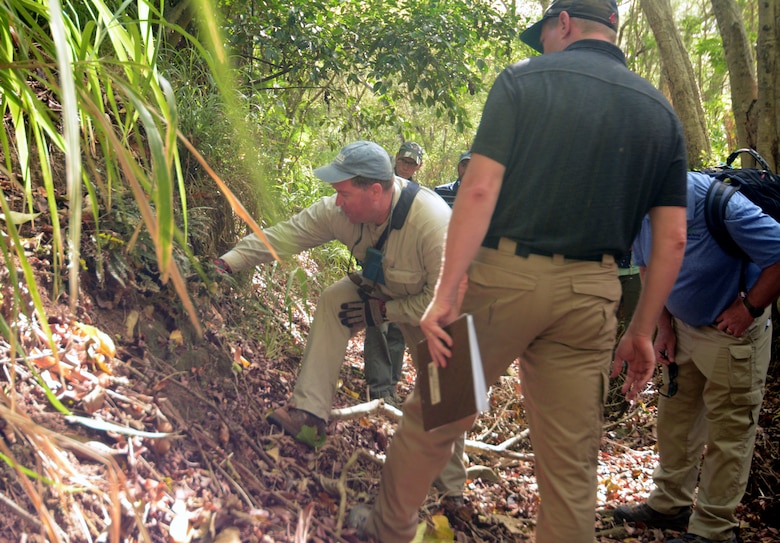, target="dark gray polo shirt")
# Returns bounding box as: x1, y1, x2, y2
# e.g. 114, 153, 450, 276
471, 40, 687, 261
